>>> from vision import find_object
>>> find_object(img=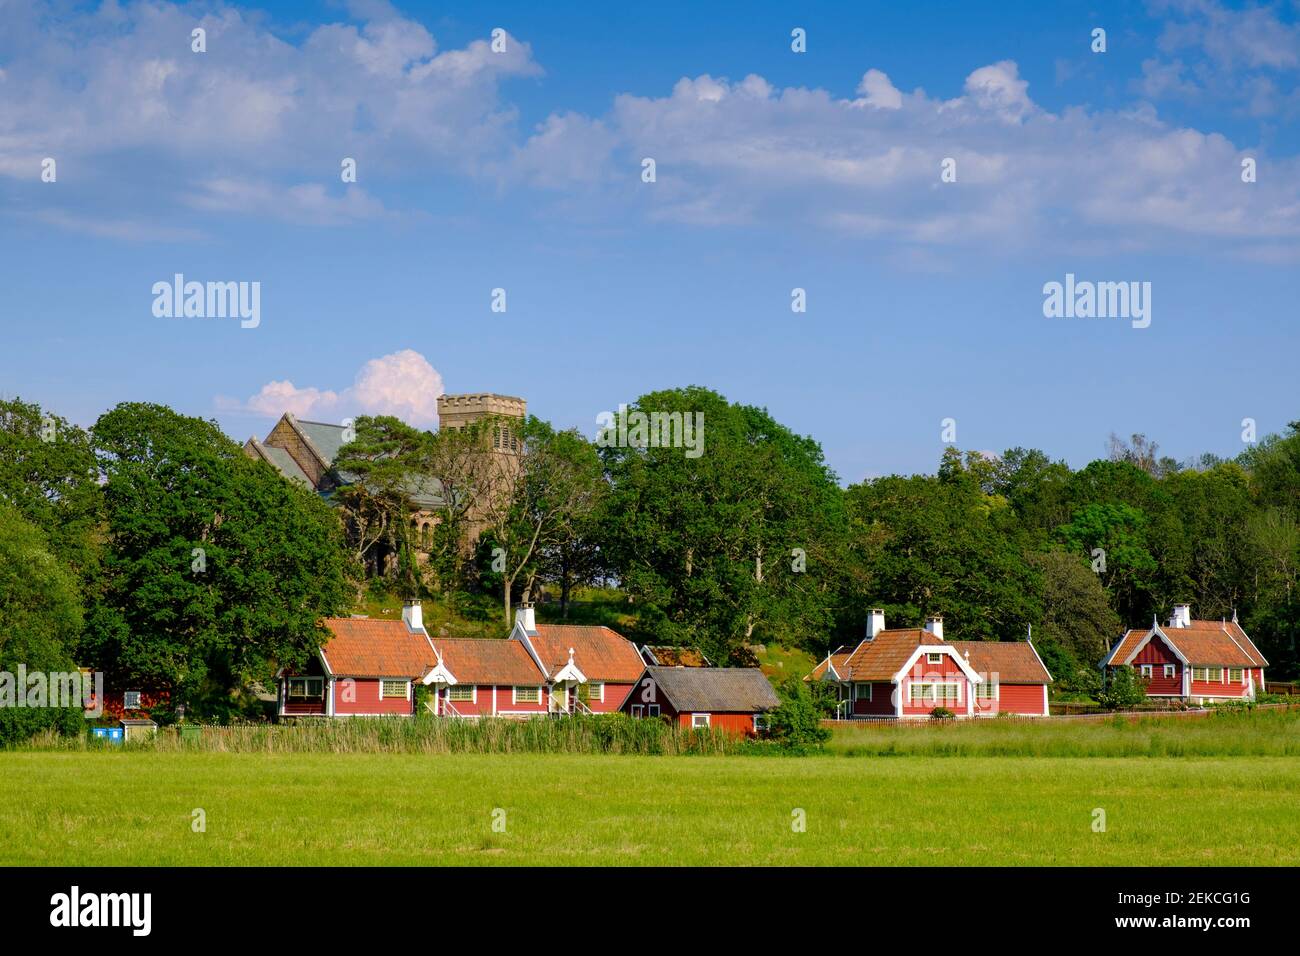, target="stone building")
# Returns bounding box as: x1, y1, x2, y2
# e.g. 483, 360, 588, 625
243, 393, 526, 566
